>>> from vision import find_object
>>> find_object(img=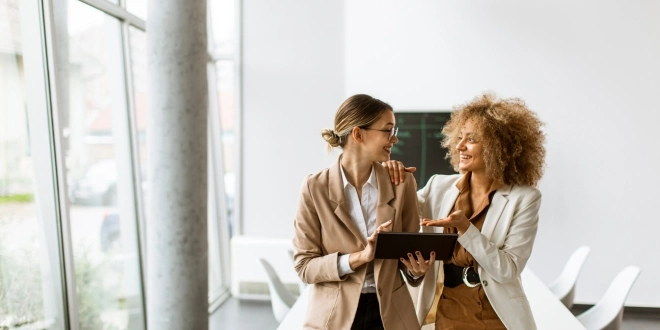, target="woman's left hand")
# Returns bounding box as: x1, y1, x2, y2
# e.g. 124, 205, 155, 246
400, 251, 436, 277
421, 210, 471, 235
